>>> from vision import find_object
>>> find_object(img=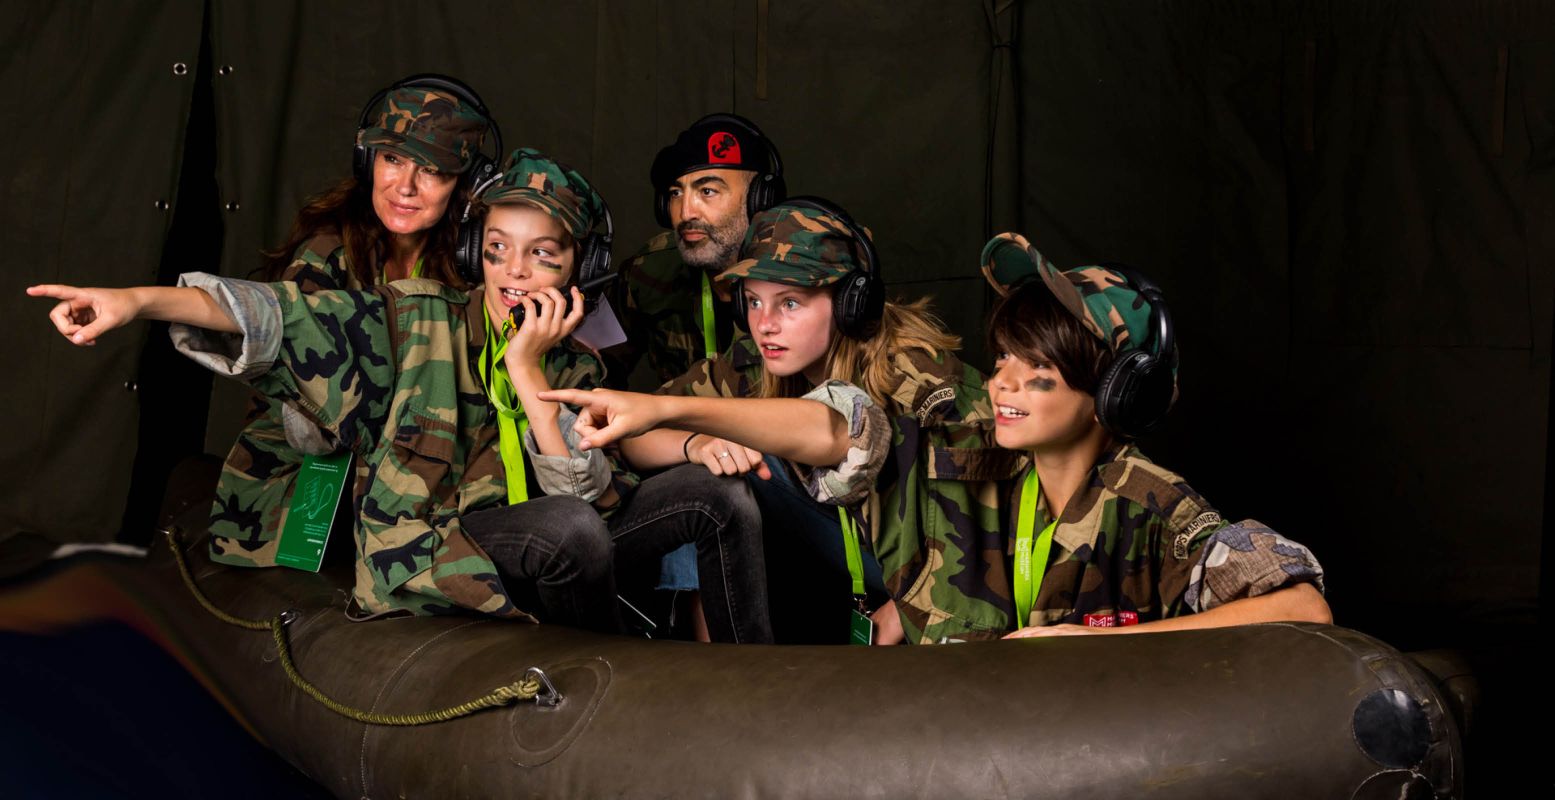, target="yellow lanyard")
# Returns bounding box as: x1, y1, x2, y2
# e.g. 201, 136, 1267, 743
699, 272, 717, 360
838, 507, 866, 601
477, 306, 539, 505
1013, 469, 1059, 627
